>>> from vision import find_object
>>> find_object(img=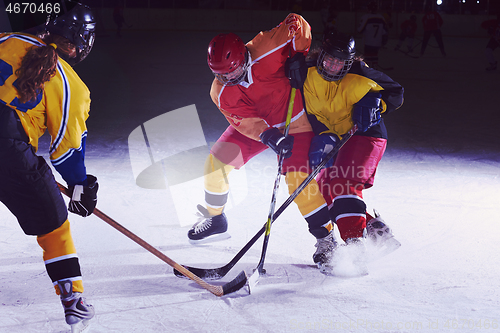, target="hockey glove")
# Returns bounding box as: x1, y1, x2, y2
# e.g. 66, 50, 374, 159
352, 92, 382, 132
260, 127, 294, 159
285, 52, 308, 89
309, 134, 338, 169
68, 175, 98, 217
